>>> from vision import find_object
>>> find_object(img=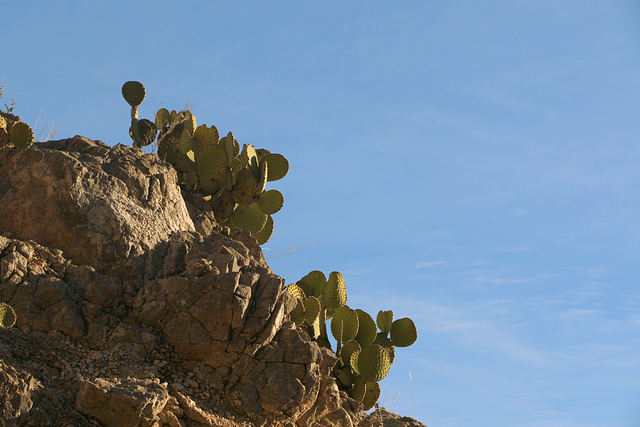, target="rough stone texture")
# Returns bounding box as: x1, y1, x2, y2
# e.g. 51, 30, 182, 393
359, 408, 428, 427
0, 137, 426, 426
0, 135, 195, 279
